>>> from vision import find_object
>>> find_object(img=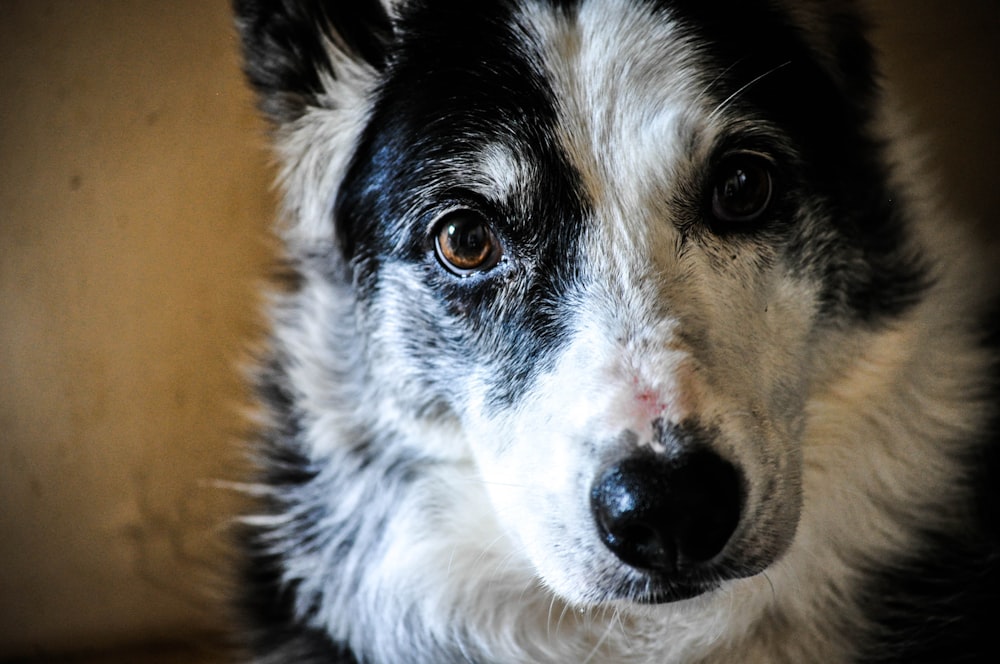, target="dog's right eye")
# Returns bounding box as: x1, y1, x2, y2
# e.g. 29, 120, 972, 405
432, 210, 503, 276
